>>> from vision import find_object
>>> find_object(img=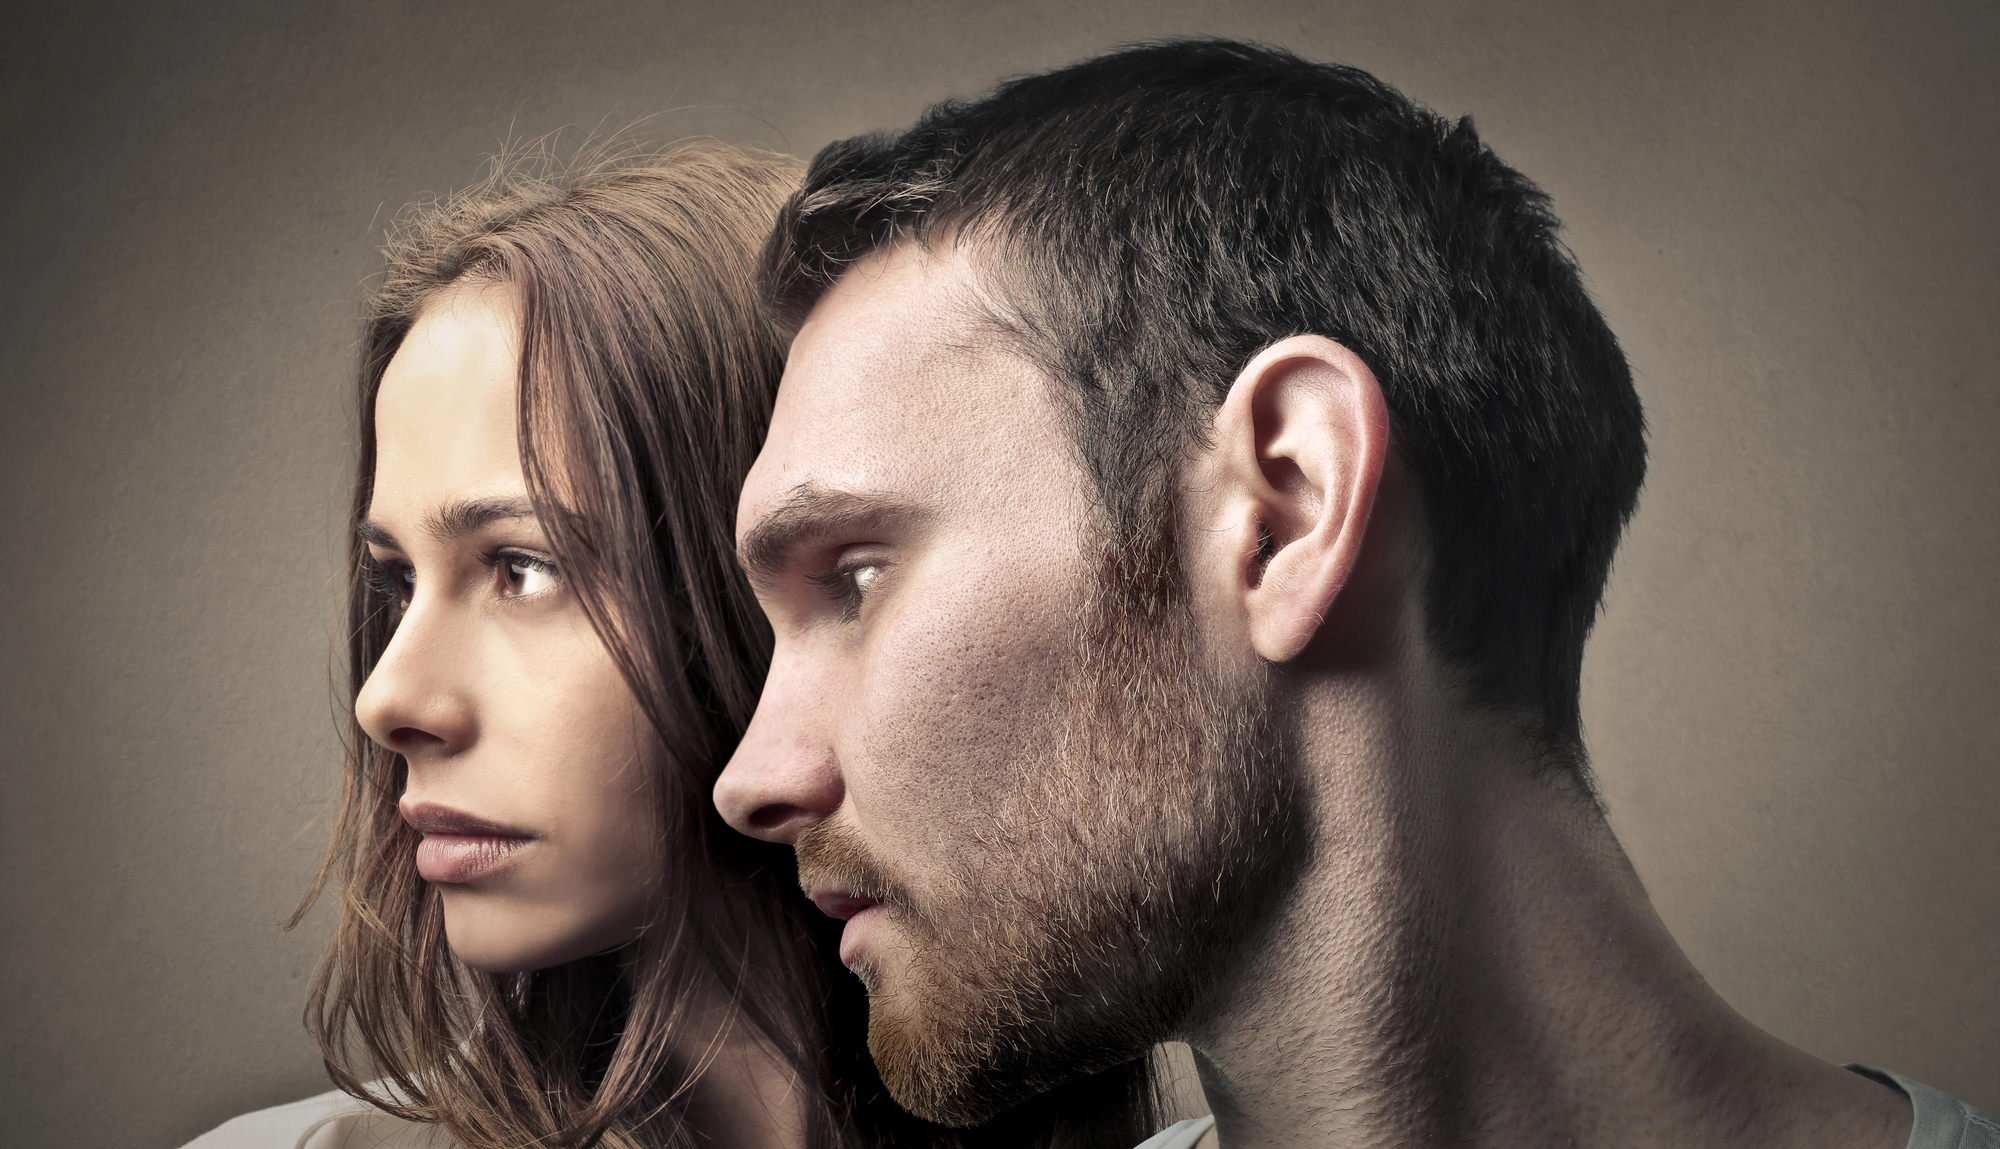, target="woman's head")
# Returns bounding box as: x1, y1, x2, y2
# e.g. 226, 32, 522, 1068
309, 143, 809, 1147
